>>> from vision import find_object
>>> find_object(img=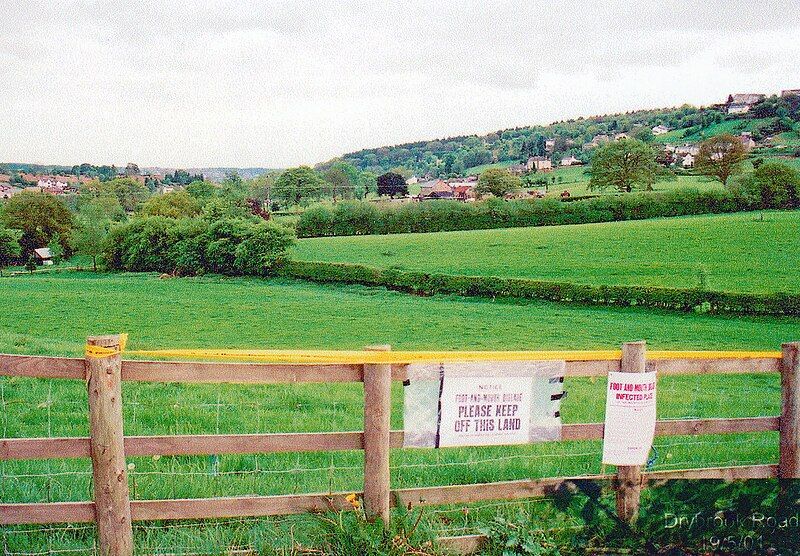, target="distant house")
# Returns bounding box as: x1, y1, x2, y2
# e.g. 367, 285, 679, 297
781, 89, 800, 97
675, 144, 700, 156
727, 93, 766, 114
652, 125, 670, 136
526, 156, 552, 172
681, 153, 695, 168
583, 134, 610, 151
560, 155, 582, 166
34, 248, 53, 266
406, 176, 419, 185
451, 184, 476, 202
739, 132, 756, 151
418, 180, 454, 200
614, 133, 629, 140
507, 163, 528, 175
